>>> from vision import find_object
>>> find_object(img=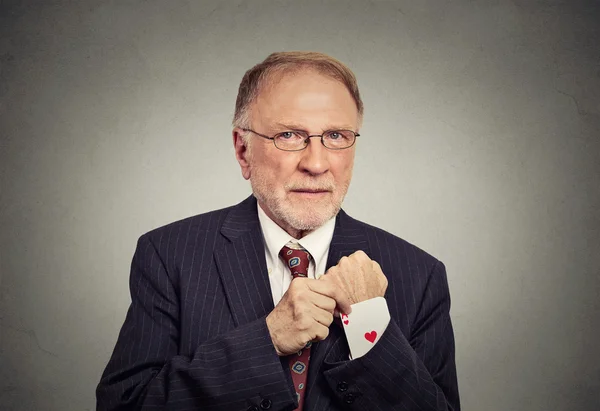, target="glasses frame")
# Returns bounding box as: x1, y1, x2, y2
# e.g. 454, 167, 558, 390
241, 128, 360, 151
